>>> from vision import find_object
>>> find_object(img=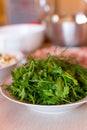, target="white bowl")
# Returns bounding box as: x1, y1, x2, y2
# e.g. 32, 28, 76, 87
0, 24, 46, 53
1, 46, 87, 114
0, 74, 87, 114
0, 50, 24, 85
